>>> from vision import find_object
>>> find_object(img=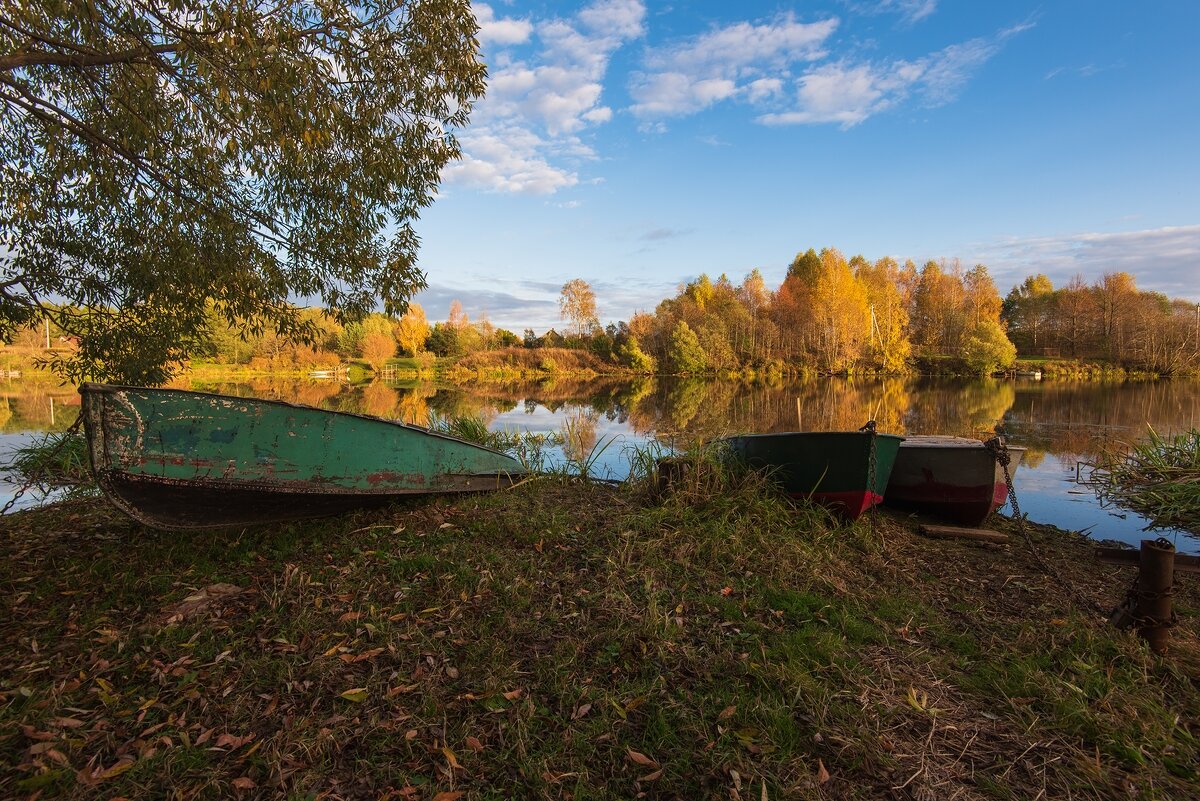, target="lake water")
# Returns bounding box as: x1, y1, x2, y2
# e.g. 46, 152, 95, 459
3, 375, 1198, 554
